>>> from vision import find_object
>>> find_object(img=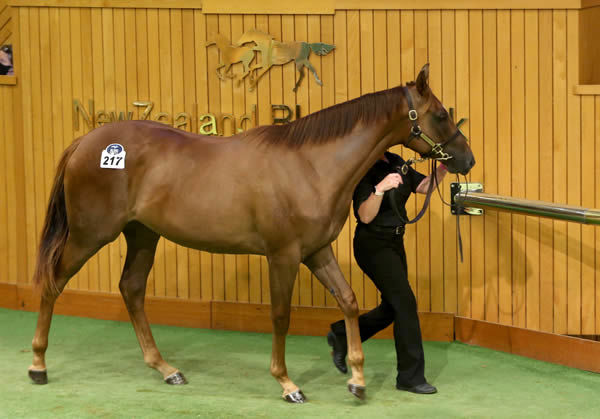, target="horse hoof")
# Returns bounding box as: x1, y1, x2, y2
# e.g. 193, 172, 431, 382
28, 369, 48, 385
348, 383, 366, 400
164, 371, 188, 385
284, 390, 306, 404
